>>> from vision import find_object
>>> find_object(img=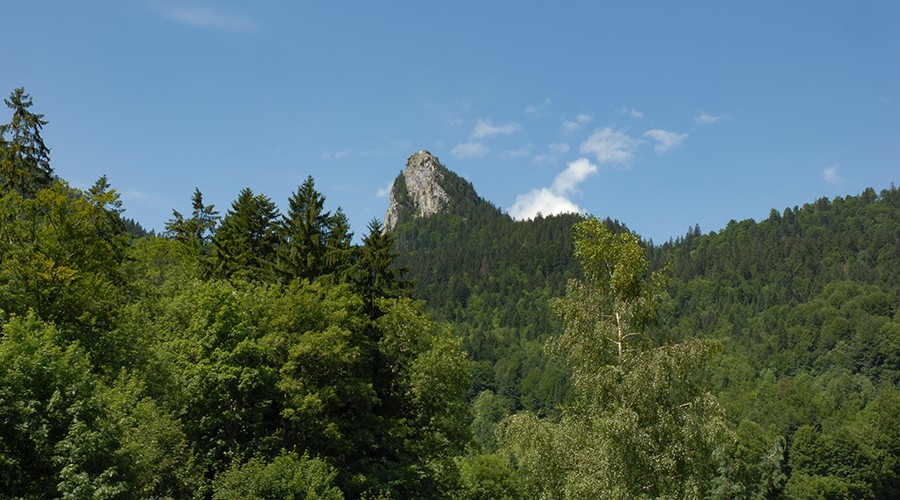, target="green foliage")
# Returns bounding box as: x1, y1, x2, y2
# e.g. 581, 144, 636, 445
213, 451, 343, 500
501, 218, 730, 498
650, 186, 900, 497
0, 87, 52, 196
146, 279, 282, 470
453, 453, 523, 500
165, 187, 220, 256
355, 219, 410, 316
0, 179, 127, 343
470, 390, 513, 452
3, 90, 898, 497
392, 201, 587, 412
0, 315, 200, 498
276, 176, 334, 282
552, 217, 668, 369
0, 315, 103, 497
365, 296, 472, 498
208, 187, 280, 281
